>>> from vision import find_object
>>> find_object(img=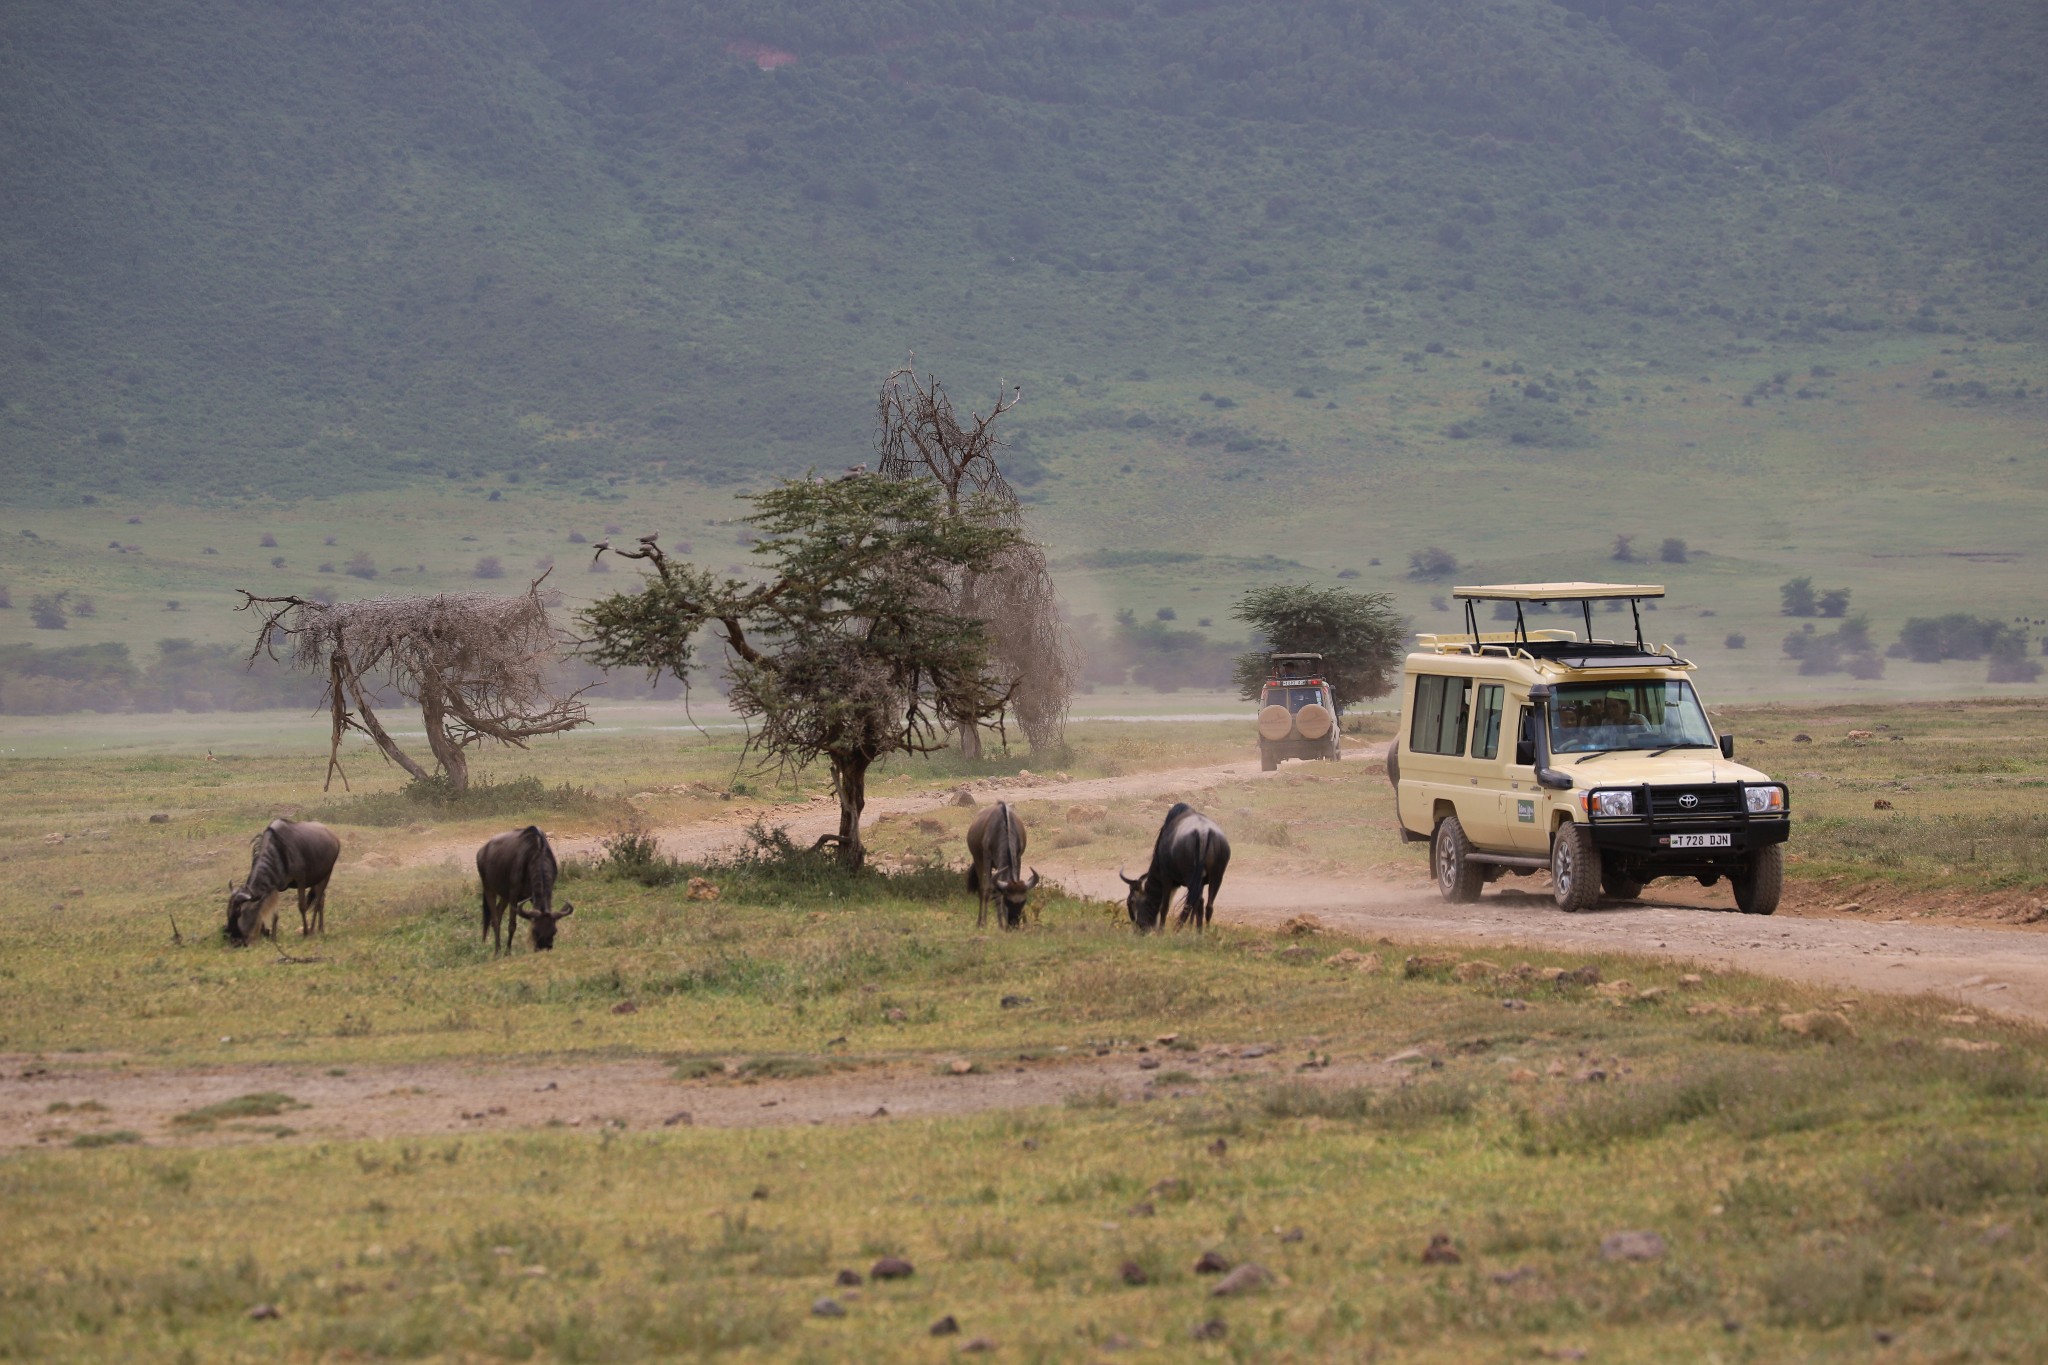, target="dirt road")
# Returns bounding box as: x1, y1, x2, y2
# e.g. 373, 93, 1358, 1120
402, 744, 2045, 1024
